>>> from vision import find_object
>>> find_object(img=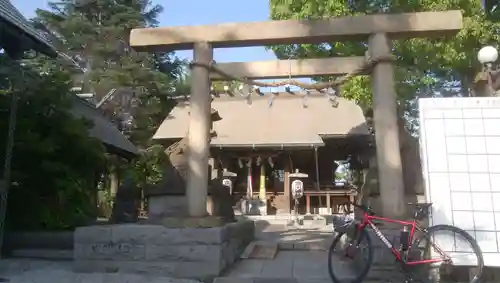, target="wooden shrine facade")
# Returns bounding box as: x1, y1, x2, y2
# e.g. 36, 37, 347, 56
154, 93, 371, 215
